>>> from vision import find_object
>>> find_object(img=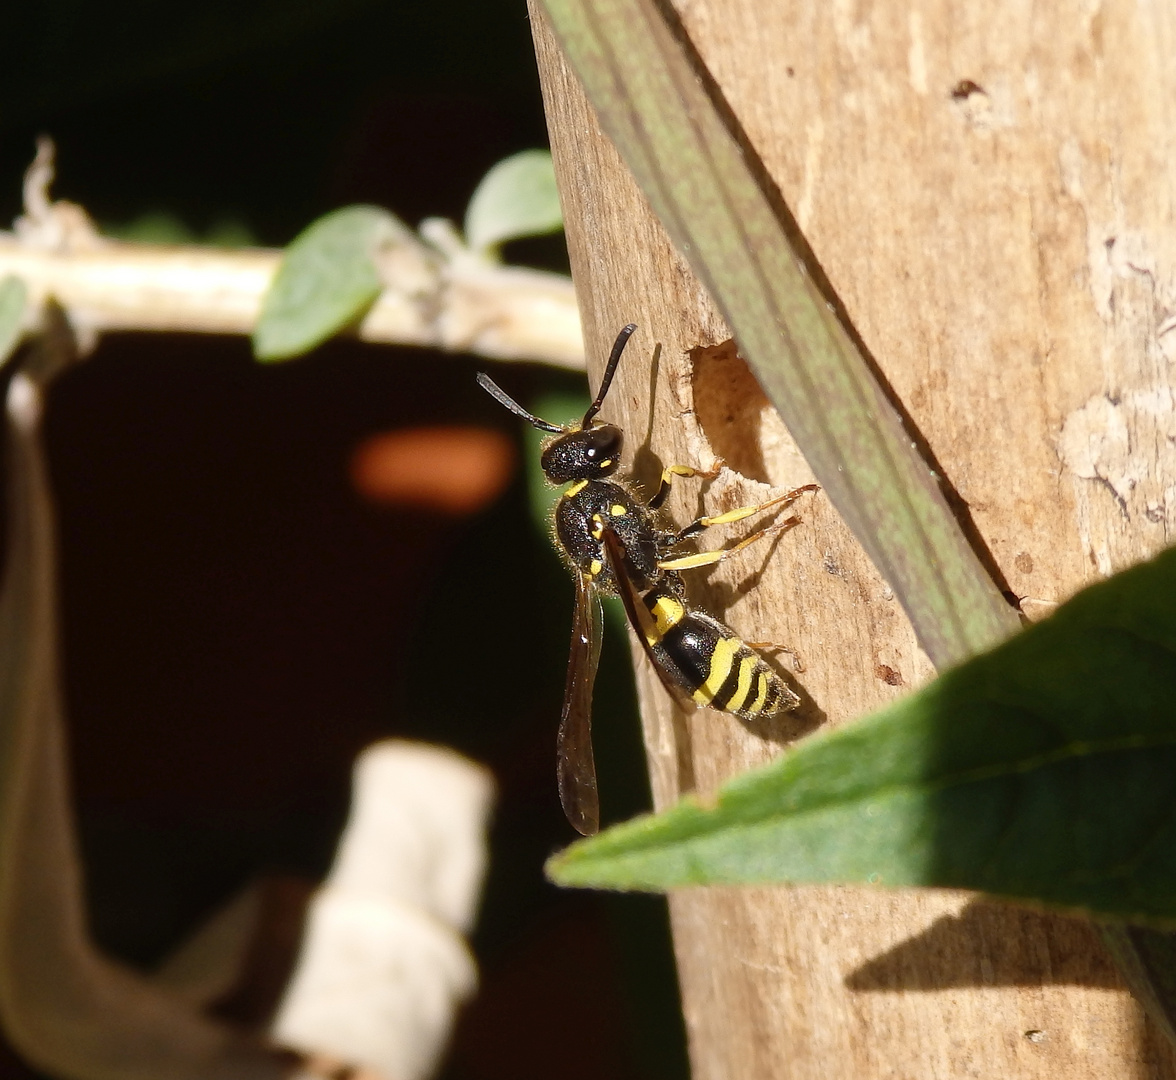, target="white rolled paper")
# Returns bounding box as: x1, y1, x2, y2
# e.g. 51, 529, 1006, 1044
271, 741, 494, 1080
